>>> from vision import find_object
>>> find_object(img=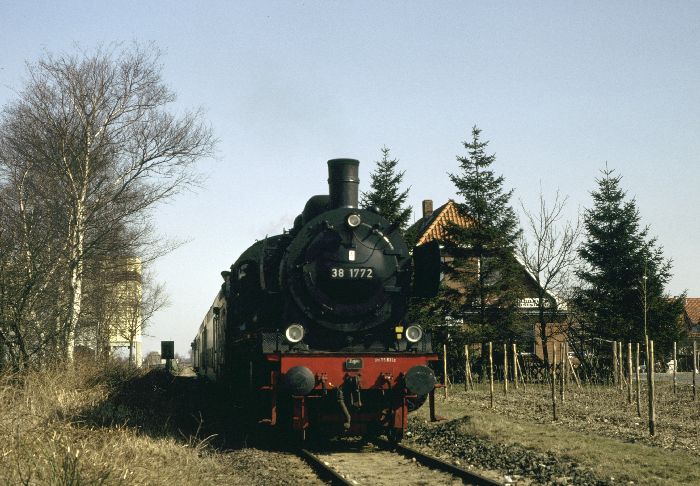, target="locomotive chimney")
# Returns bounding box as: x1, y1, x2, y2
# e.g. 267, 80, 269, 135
327, 158, 360, 209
